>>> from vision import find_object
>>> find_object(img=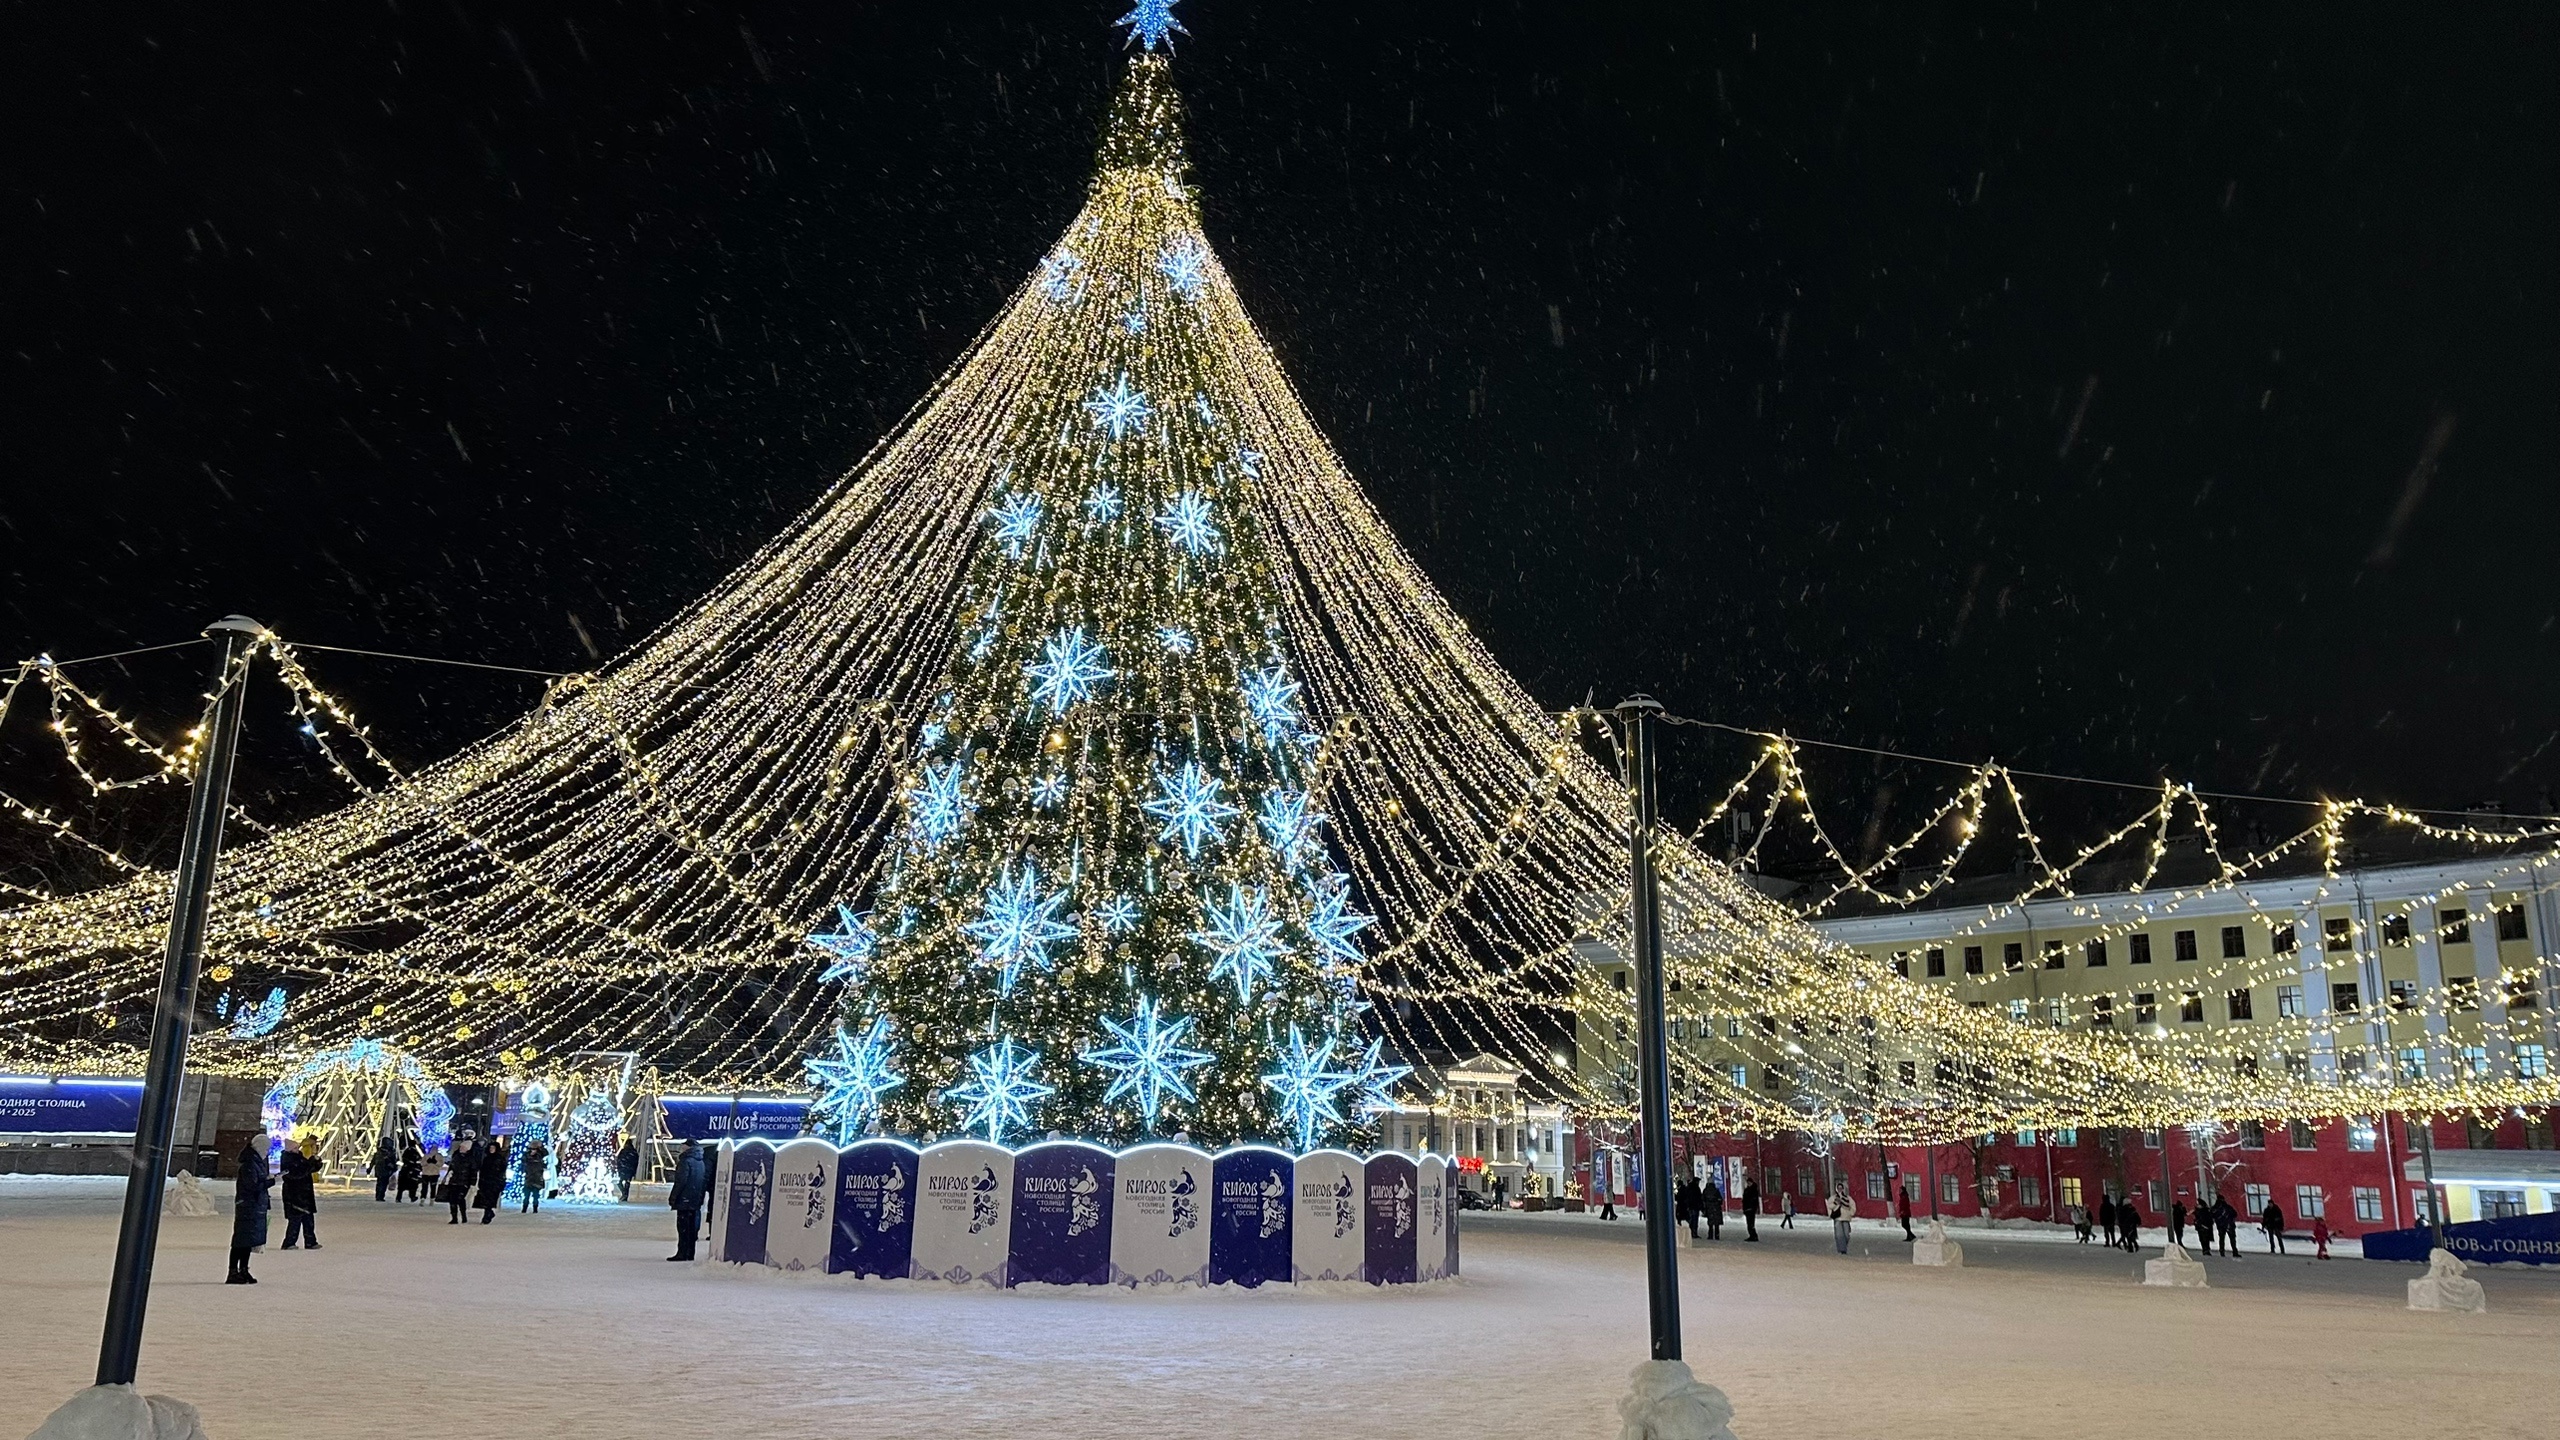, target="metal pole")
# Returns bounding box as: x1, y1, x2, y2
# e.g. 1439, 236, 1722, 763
2157, 1127, 2173, 1250
2412, 1113, 2443, 1247
1616, 696, 1681, 1362
96, 617, 261, 1387
1926, 1143, 1939, 1220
